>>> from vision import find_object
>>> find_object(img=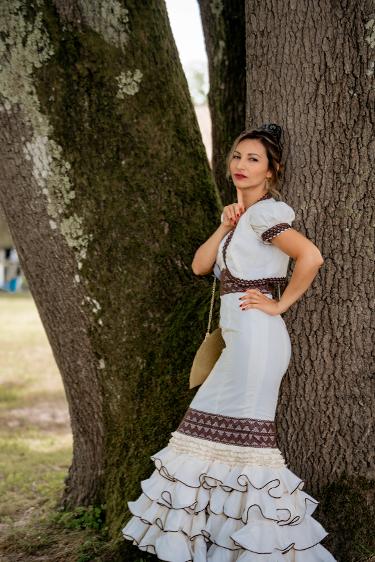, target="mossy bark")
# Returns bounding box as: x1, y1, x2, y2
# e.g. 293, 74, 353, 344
0, 1, 221, 555
197, 0, 246, 205
244, 1, 374, 558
